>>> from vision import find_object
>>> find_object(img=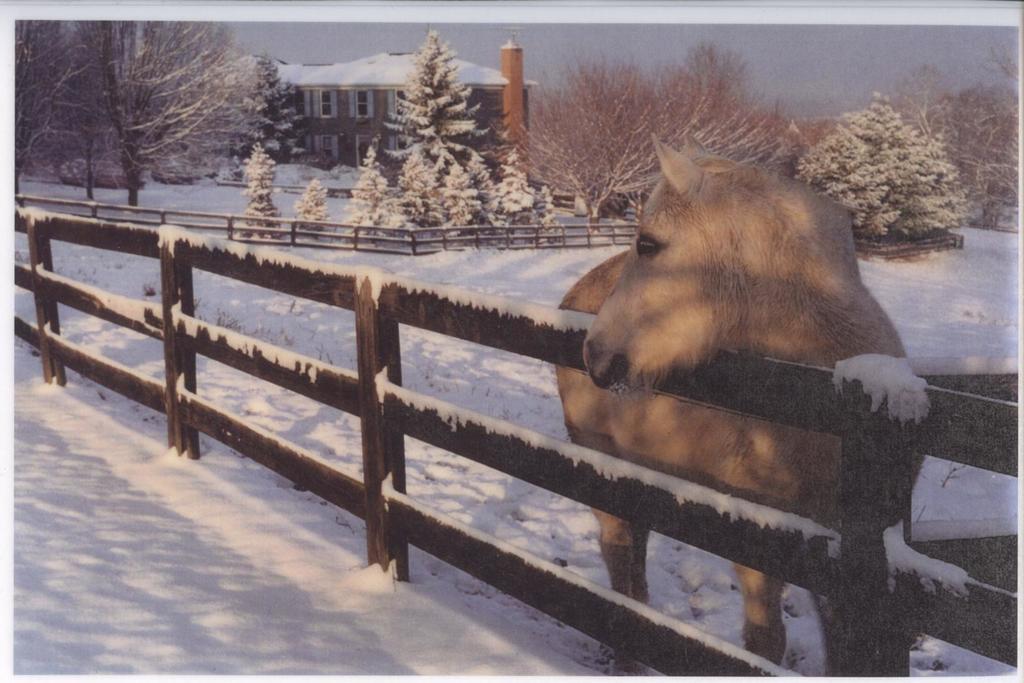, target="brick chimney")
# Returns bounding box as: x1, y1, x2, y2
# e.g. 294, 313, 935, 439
501, 38, 525, 144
